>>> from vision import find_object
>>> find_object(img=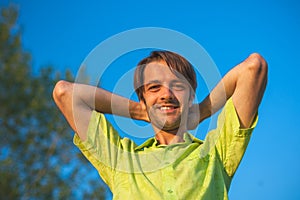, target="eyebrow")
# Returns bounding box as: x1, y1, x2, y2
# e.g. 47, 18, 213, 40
144, 80, 161, 85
